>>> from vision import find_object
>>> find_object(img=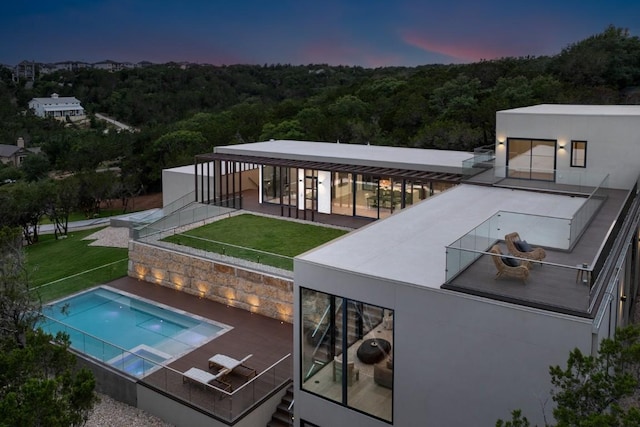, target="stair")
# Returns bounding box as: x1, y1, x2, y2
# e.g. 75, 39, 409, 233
267, 385, 294, 427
